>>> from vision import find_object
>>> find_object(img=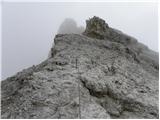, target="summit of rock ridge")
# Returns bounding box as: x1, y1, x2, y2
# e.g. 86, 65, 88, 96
83, 16, 109, 39
1, 16, 159, 119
